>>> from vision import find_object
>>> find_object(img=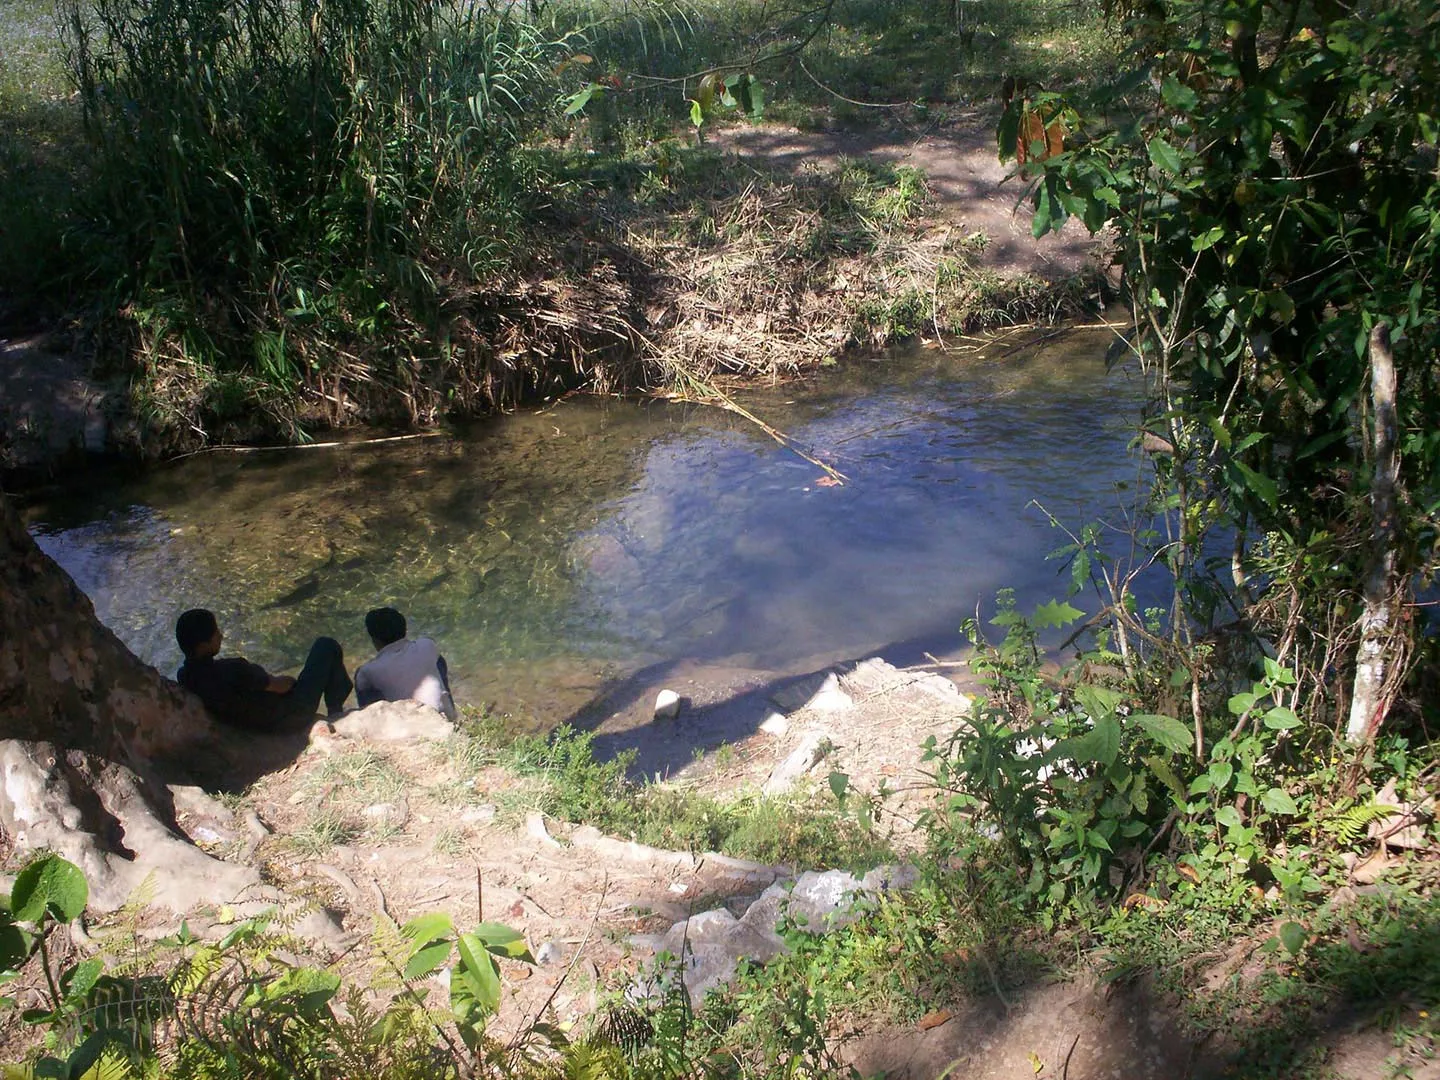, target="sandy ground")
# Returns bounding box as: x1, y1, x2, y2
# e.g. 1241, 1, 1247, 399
712, 112, 1099, 281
